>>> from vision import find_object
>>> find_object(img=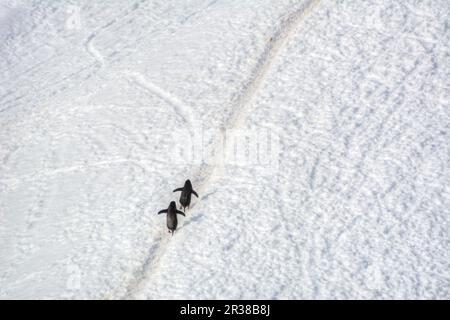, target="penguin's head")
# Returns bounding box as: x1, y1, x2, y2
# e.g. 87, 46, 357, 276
169, 201, 176, 209
185, 179, 192, 187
